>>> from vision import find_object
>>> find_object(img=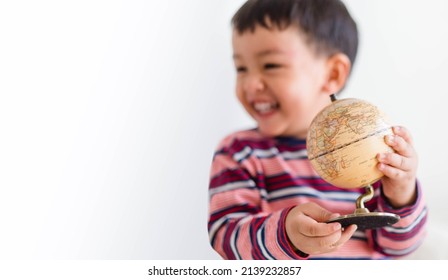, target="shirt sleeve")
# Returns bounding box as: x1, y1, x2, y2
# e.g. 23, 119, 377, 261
370, 180, 428, 257
207, 147, 308, 260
